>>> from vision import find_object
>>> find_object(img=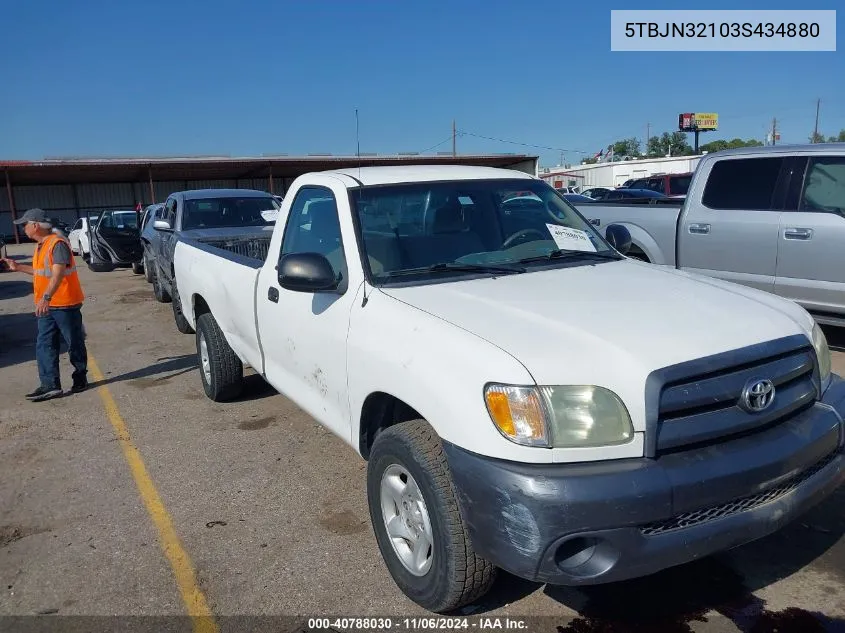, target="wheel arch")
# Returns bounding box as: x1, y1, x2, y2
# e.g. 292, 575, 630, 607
359, 391, 423, 460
